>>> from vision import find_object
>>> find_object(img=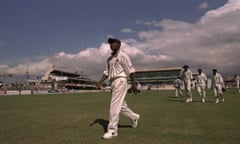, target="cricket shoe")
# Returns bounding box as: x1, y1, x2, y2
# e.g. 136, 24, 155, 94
215, 99, 219, 104
186, 98, 192, 103
102, 130, 118, 139
132, 114, 140, 128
